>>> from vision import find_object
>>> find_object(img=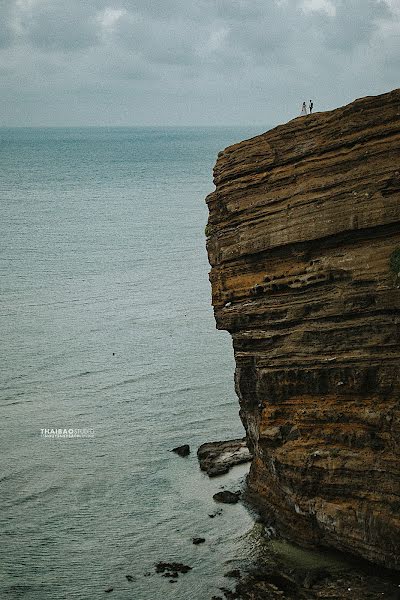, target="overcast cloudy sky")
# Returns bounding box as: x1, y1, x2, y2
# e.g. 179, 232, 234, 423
0, 0, 399, 126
